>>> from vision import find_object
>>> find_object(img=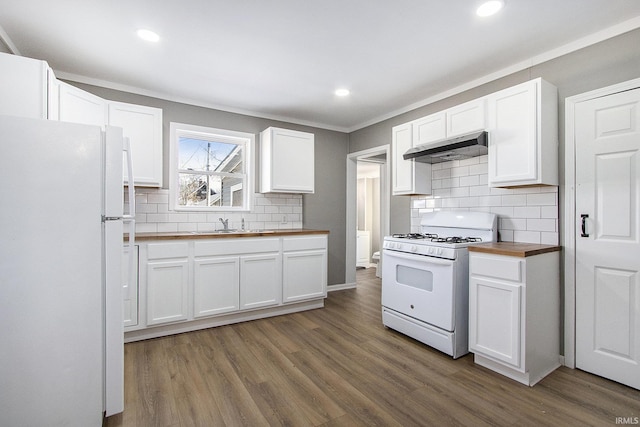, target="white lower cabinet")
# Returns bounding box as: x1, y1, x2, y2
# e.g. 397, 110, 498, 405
468, 246, 560, 386
126, 234, 328, 342
240, 253, 282, 310
282, 236, 328, 303
146, 242, 190, 326
193, 256, 239, 318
